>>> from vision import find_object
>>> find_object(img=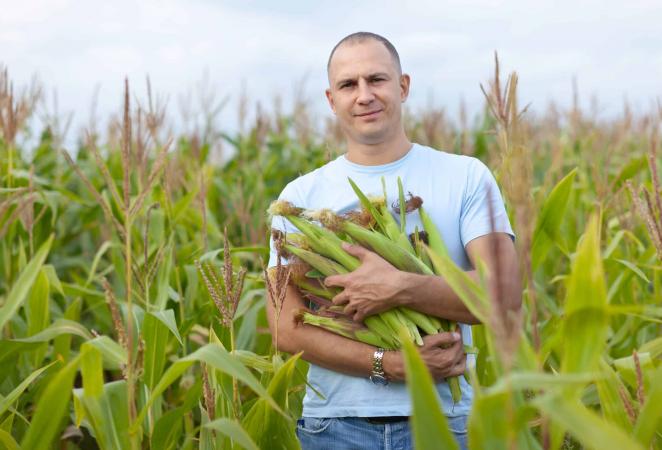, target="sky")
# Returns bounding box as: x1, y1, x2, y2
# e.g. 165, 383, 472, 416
1, 0, 661, 145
